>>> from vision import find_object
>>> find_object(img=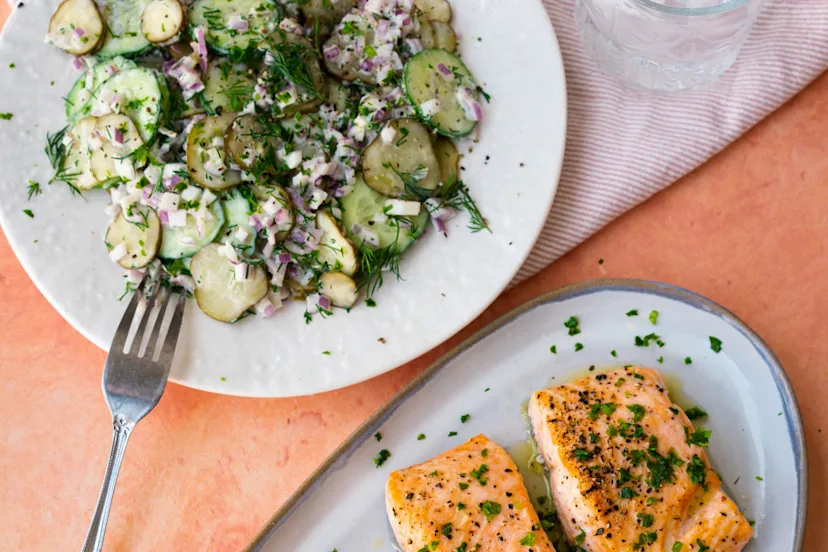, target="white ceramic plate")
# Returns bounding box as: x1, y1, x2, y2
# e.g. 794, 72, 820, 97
0, 0, 567, 396
247, 280, 806, 551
